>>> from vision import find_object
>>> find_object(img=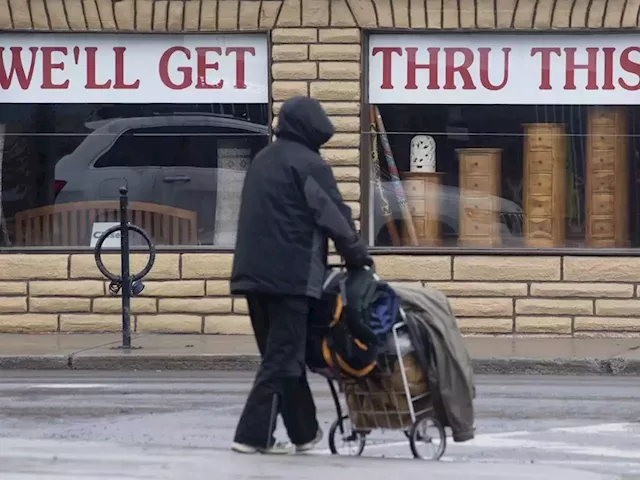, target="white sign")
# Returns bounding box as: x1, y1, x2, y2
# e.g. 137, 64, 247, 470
0, 33, 268, 104
369, 34, 640, 105
90, 222, 120, 249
